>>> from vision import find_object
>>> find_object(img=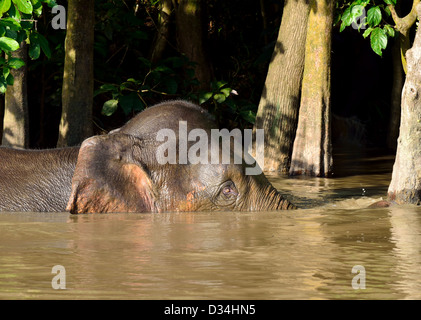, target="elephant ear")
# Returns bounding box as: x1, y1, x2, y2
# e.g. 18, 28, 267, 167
67, 133, 158, 214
